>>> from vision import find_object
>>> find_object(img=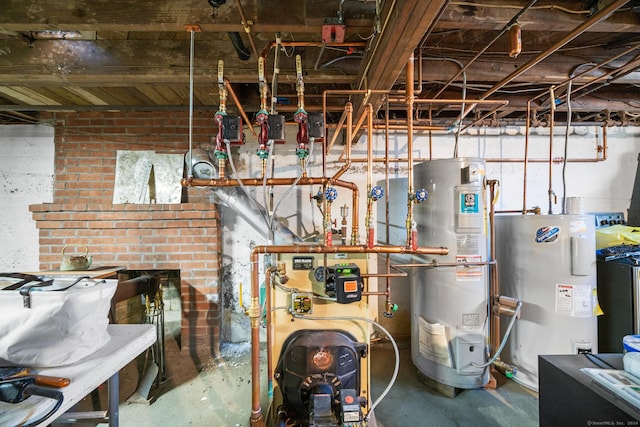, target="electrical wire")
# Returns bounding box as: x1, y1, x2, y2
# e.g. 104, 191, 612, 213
224, 140, 270, 226
450, 1, 592, 15
471, 300, 523, 368
291, 313, 399, 423
267, 138, 316, 234
561, 79, 573, 214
